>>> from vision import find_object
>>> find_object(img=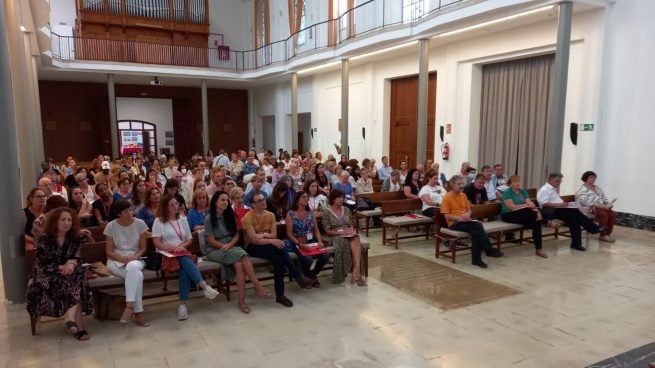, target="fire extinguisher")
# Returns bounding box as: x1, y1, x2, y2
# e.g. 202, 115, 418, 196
441, 143, 450, 161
